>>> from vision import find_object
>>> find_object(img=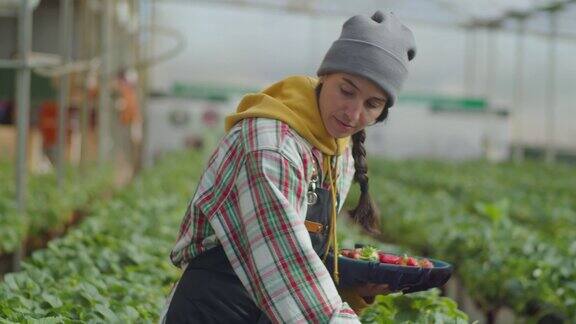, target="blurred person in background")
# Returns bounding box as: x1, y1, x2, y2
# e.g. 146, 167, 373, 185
162, 10, 416, 323
112, 68, 143, 176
